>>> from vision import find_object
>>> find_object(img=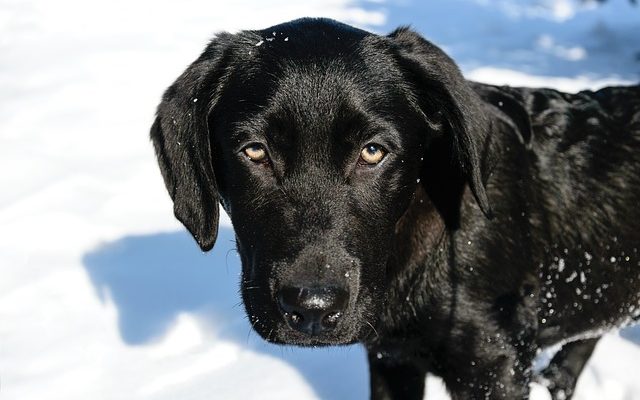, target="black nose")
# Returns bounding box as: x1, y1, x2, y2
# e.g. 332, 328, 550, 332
278, 286, 349, 336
